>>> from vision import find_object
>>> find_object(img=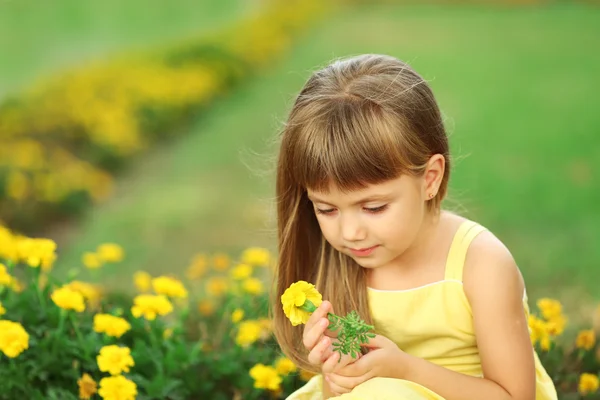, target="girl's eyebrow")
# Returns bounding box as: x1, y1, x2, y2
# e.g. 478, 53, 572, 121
307, 194, 391, 206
